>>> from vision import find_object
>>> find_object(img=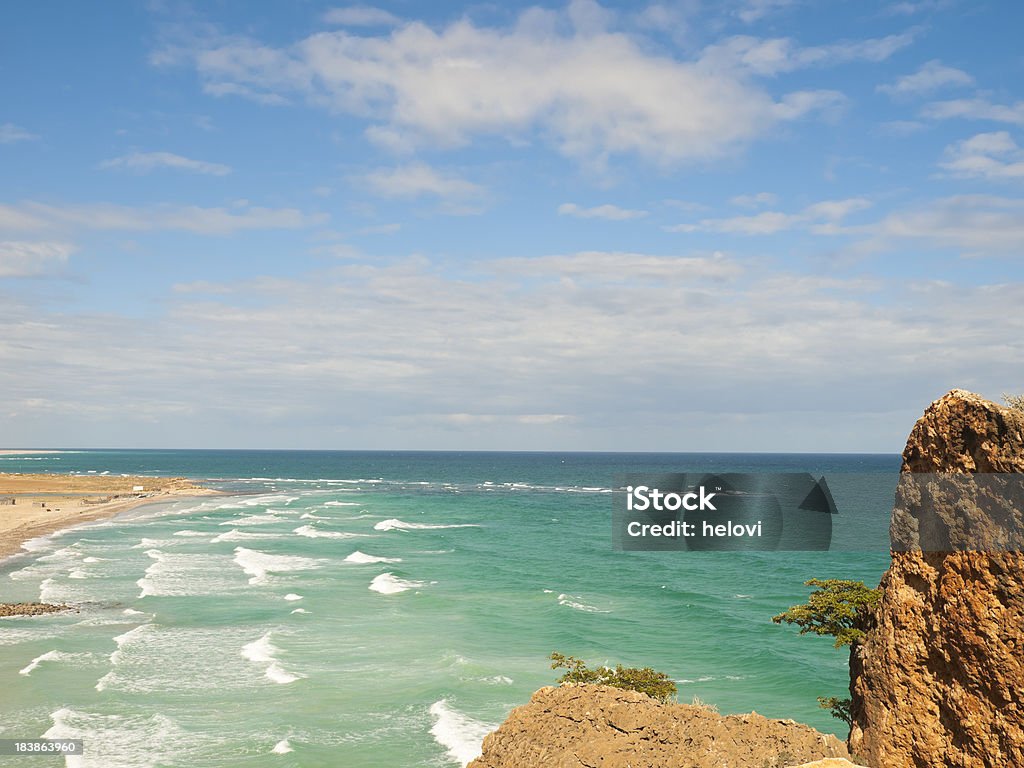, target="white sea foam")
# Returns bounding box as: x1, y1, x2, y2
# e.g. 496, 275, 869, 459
46, 706, 194, 768
557, 593, 610, 613
292, 524, 365, 540
322, 501, 361, 507
131, 537, 179, 549
136, 549, 239, 597
271, 739, 293, 754
216, 494, 299, 510
290, 608, 309, 614
19, 650, 88, 676
232, 547, 321, 586
220, 512, 285, 527
369, 573, 427, 594
96, 625, 152, 691
374, 518, 480, 532
241, 632, 277, 663
0, 625, 62, 646
481, 675, 514, 685
429, 700, 495, 768
242, 631, 303, 684
265, 662, 300, 684
68, 570, 89, 579
344, 550, 401, 564
172, 529, 209, 537
283, 593, 303, 601
211, 529, 282, 542
298, 512, 323, 520
82, 556, 107, 563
